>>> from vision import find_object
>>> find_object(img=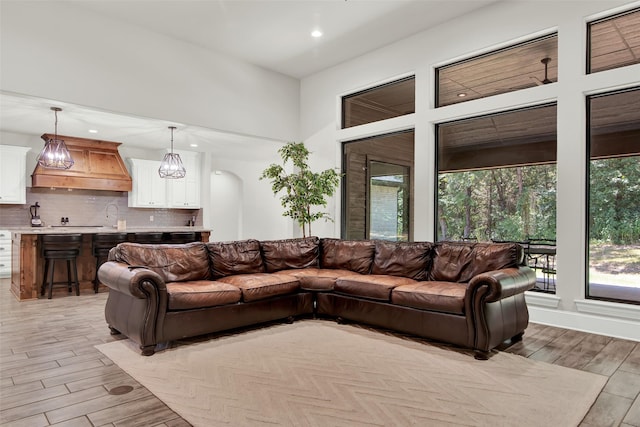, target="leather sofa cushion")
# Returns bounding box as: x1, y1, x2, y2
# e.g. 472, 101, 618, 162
110, 242, 210, 282
321, 239, 375, 274
335, 275, 418, 301
371, 241, 433, 280
429, 242, 523, 283
274, 268, 361, 291
391, 282, 466, 315
166, 281, 242, 310
218, 273, 300, 302
261, 237, 319, 272
207, 239, 265, 278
